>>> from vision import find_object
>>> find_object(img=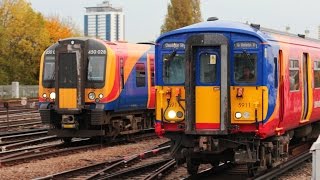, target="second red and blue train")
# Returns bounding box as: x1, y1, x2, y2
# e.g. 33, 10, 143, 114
39, 38, 155, 141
